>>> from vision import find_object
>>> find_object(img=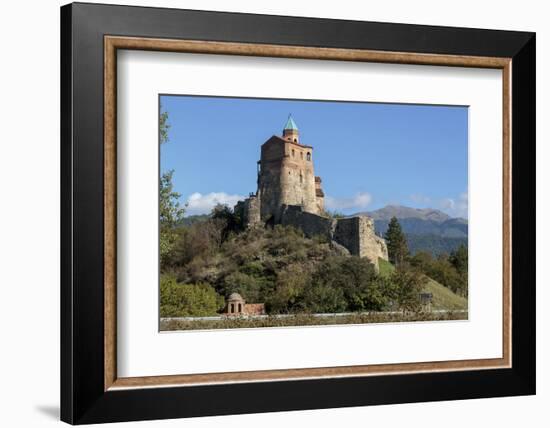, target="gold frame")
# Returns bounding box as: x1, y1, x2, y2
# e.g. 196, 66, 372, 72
104, 36, 512, 391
